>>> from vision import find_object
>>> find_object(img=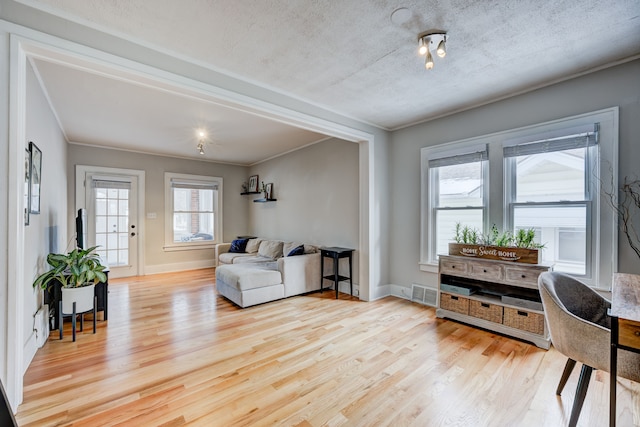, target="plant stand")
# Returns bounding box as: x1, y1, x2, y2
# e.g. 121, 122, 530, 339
60, 285, 97, 342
